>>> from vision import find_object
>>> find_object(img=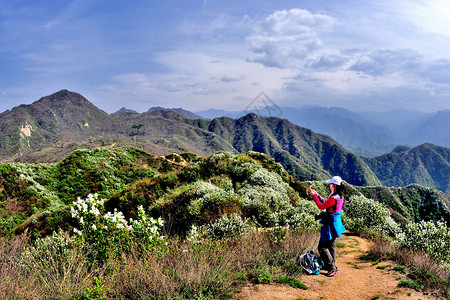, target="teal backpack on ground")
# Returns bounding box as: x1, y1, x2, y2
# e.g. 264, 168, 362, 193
296, 250, 323, 275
